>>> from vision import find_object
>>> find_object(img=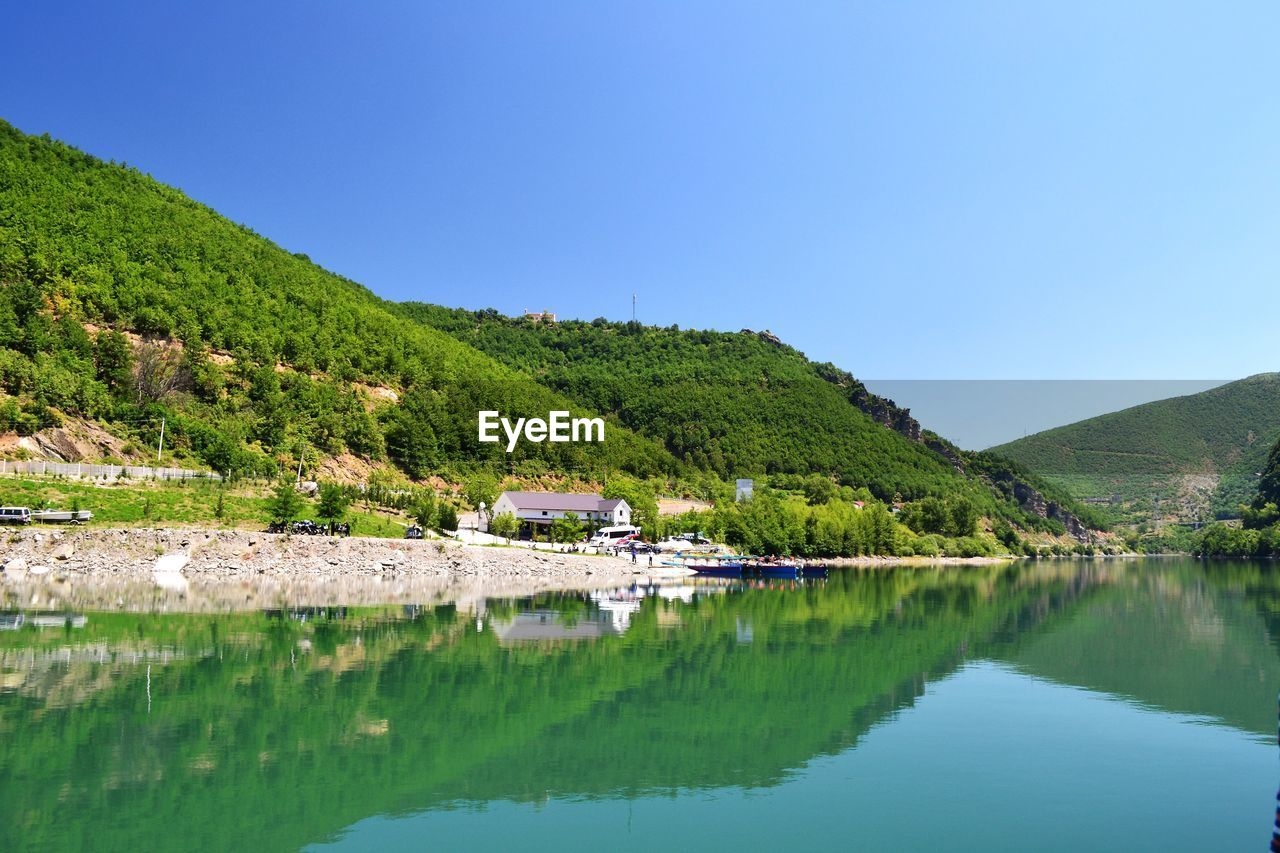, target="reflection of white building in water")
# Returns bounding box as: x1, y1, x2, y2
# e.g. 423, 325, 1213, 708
487, 582, 732, 644
489, 590, 647, 643
589, 590, 644, 633
491, 611, 621, 644
654, 585, 696, 603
